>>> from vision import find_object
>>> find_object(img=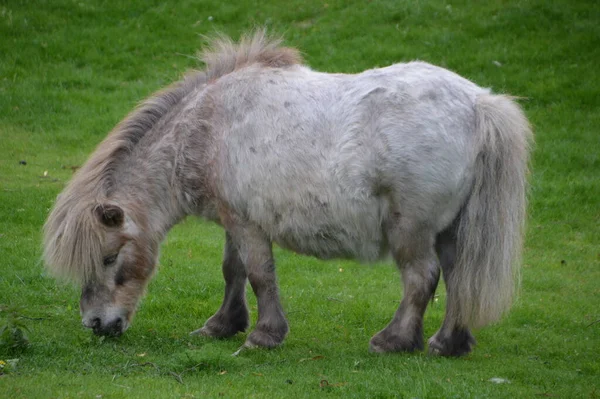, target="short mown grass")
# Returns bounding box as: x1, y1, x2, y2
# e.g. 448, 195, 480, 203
1, 0, 599, 397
